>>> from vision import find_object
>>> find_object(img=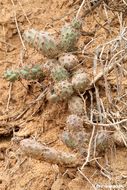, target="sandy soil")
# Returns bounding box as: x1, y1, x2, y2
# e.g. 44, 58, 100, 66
0, 0, 127, 189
